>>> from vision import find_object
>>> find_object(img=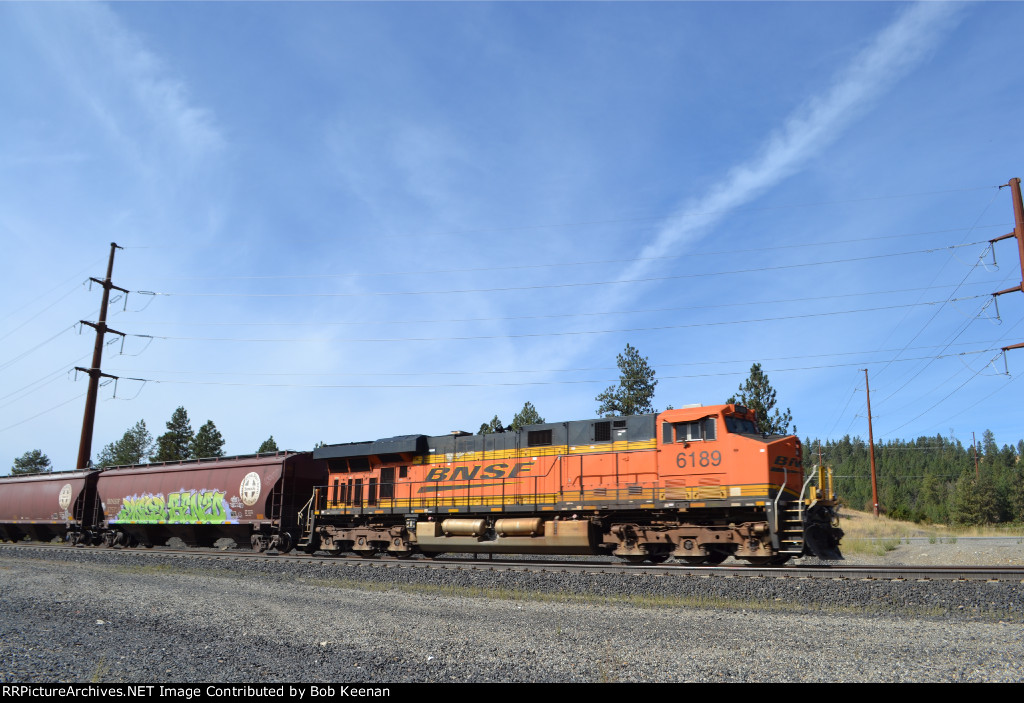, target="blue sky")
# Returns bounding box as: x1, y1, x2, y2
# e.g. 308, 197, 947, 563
3, 1, 1023, 472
